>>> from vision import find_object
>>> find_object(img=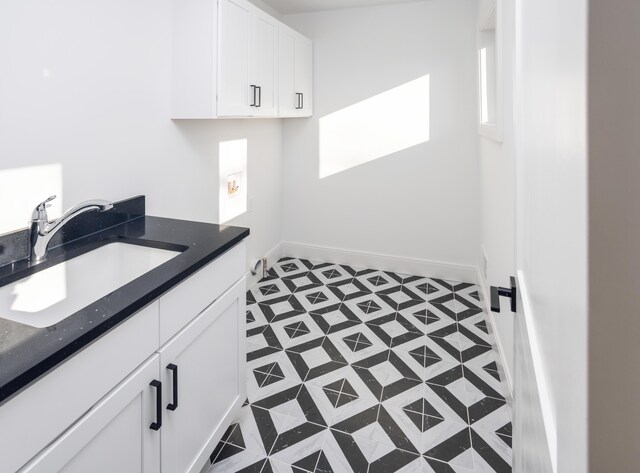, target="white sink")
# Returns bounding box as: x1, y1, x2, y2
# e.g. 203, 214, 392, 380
0, 242, 181, 328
